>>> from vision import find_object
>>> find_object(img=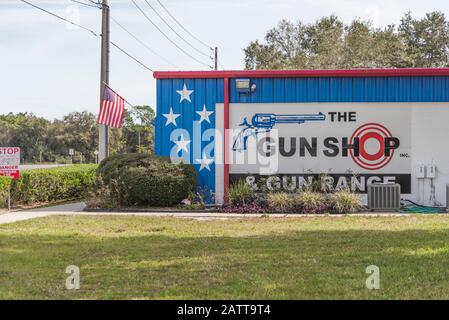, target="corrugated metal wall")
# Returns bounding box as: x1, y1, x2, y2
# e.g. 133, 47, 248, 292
230, 76, 449, 103
155, 78, 223, 201
155, 76, 449, 201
